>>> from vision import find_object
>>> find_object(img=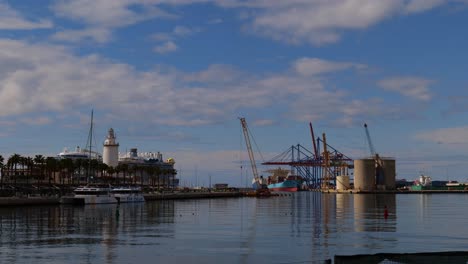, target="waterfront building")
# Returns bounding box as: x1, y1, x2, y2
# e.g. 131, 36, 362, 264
0, 128, 178, 188
116, 148, 178, 188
